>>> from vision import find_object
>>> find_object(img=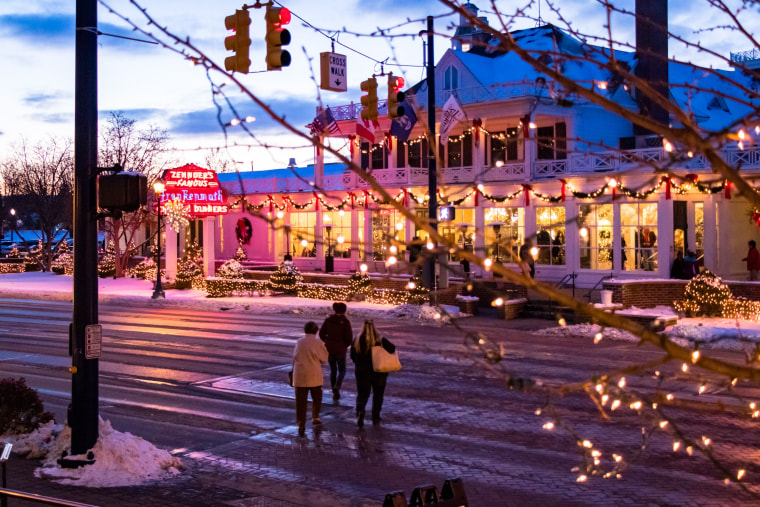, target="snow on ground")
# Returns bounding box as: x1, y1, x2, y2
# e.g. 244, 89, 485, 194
2, 419, 181, 487
538, 304, 760, 352
0, 271, 457, 323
